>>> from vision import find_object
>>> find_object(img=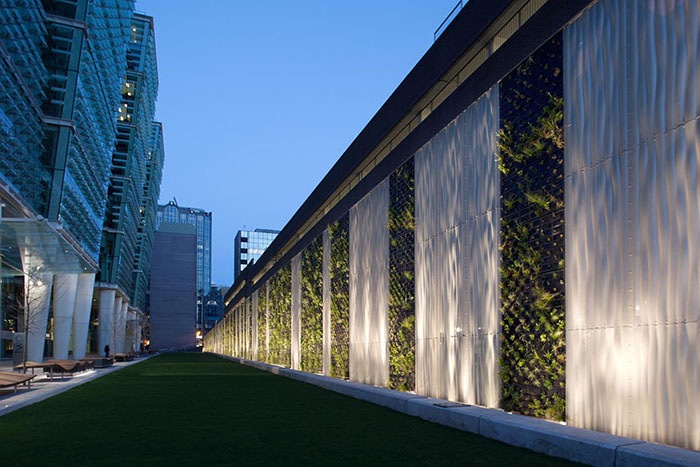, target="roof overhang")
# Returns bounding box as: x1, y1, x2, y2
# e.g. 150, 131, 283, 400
0, 217, 98, 277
